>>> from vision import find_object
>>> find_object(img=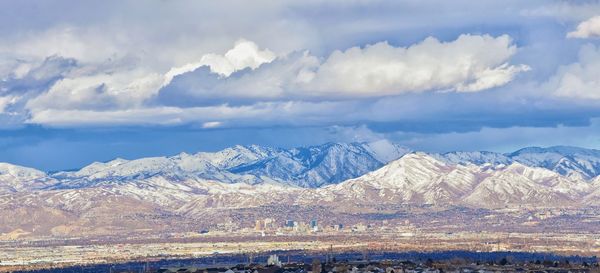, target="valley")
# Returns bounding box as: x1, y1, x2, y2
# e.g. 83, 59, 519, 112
2, 142, 600, 268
